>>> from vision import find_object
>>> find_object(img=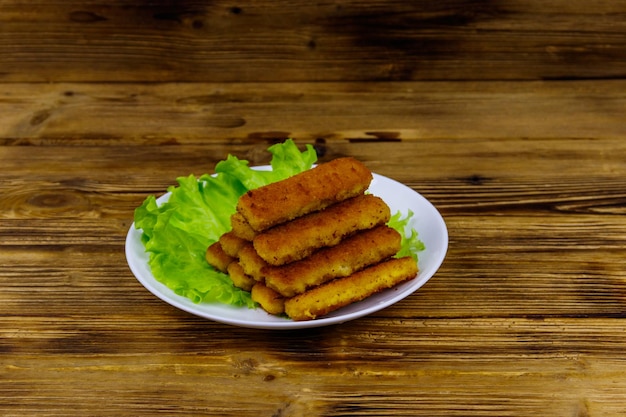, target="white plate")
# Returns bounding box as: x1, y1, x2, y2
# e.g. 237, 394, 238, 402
126, 171, 448, 329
